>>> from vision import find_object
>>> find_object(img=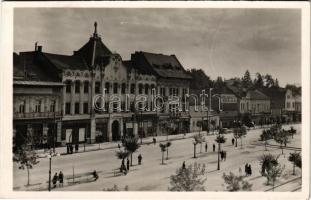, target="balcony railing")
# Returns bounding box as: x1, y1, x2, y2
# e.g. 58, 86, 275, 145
14, 111, 61, 119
